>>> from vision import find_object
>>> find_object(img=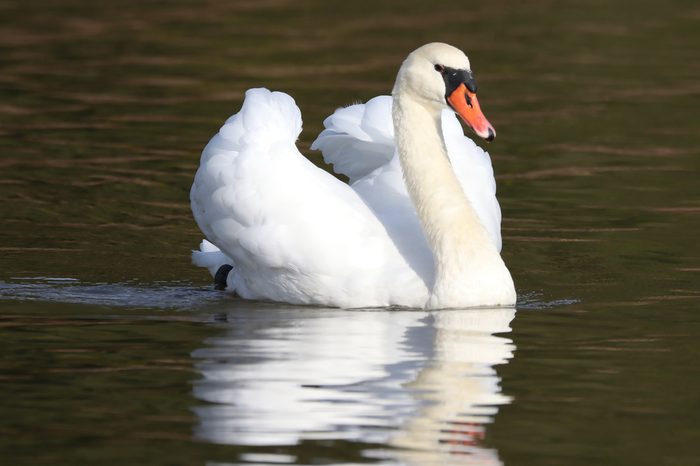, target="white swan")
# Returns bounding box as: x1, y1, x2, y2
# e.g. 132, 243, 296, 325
190, 43, 516, 308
